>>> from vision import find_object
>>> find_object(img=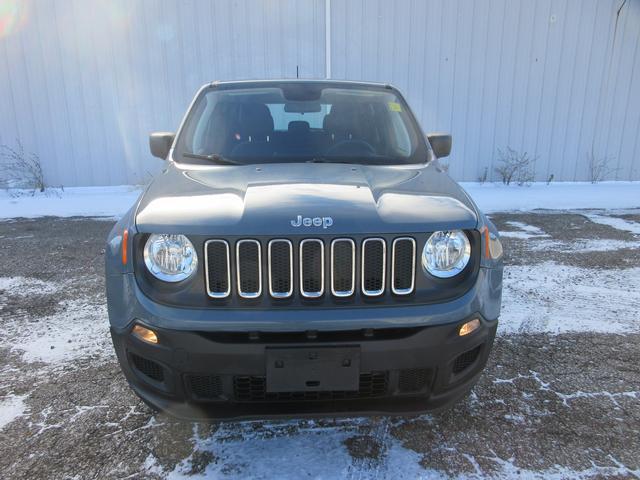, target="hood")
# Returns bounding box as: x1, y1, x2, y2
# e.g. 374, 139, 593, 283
135, 162, 478, 235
